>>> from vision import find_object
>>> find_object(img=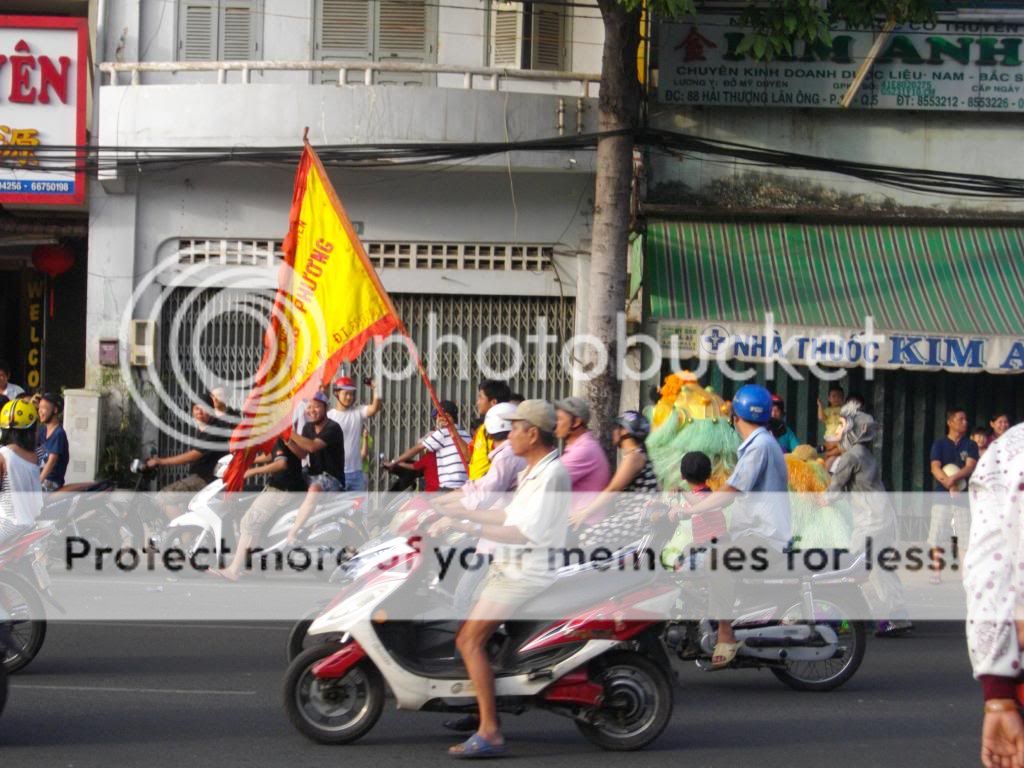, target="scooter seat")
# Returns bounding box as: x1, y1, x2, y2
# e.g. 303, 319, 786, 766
516, 561, 656, 617
51, 480, 115, 494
